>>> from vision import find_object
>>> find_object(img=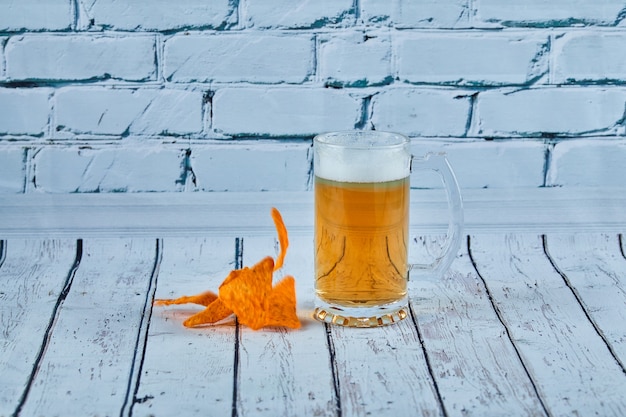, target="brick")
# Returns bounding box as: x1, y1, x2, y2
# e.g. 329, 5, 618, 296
244, 0, 354, 28
319, 31, 392, 87
0, 146, 26, 193
0, 88, 50, 136
165, 34, 314, 83
361, 0, 470, 28
371, 89, 470, 137
476, 88, 626, 137
546, 138, 626, 187
212, 88, 361, 137
398, 32, 549, 85
191, 142, 312, 192
1, 37, 6, 80
55, 88, 204, 136
33, 146, 185, 193
553, 32, 626, 84
6, 35, 156, 82
82, 0, 233, 31
0, 0, 70, 31
475, 0, 625, 26
409, 140, 546, 189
